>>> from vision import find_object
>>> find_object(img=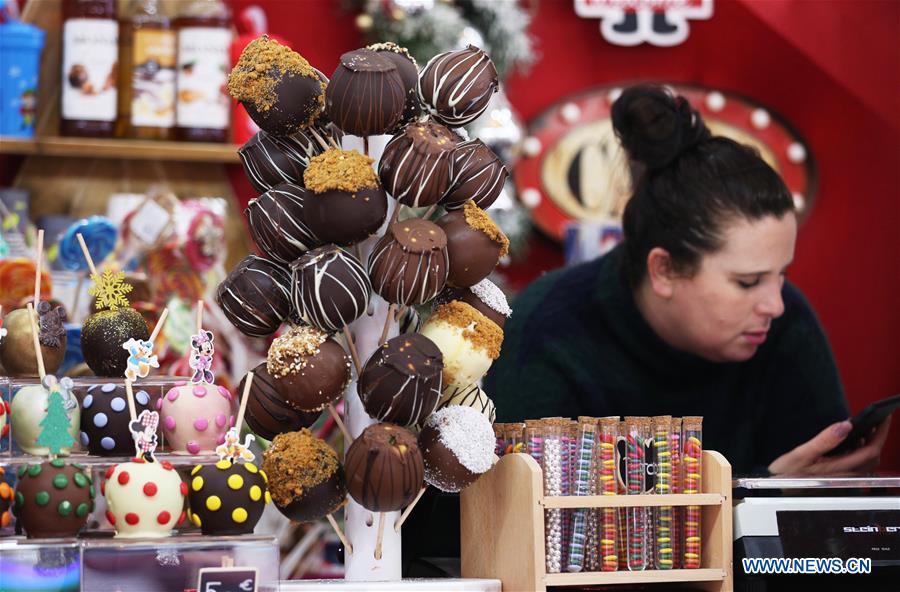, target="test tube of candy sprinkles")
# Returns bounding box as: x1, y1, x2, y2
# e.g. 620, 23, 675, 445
598, 417, 620, 572
493, 423, 506, 457
565, 418, 597, 572
682, 416, 703, 569
561, 420, 577, 569
541, 419, 565, 573
508, 422, 525, 454
653, 416, 674, 570
625, 417, 649, 571
525, 419, 544, 464
670, 417, 684, 569
617, 420, 629, 571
